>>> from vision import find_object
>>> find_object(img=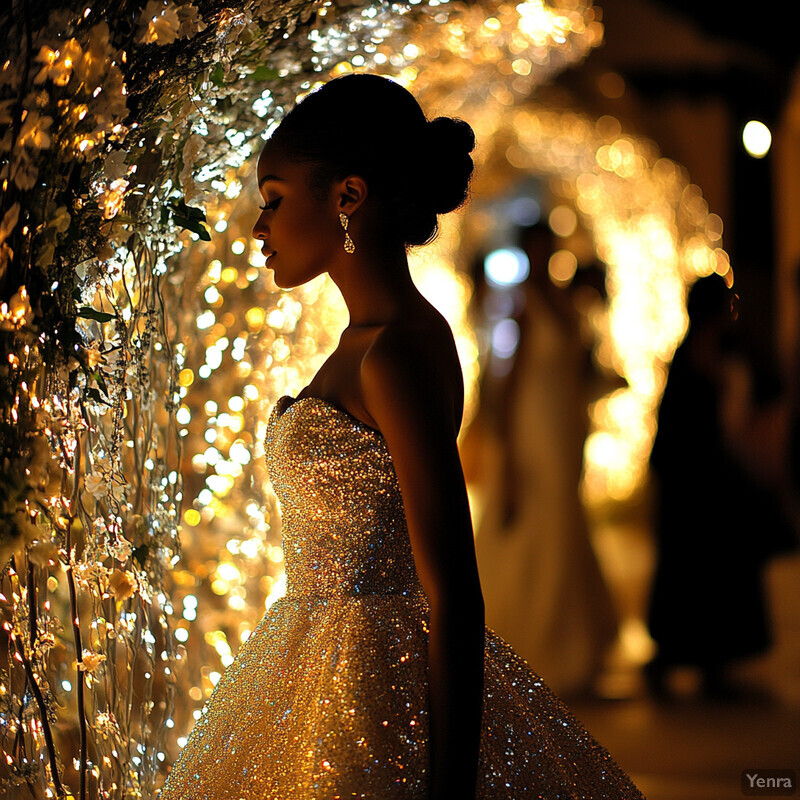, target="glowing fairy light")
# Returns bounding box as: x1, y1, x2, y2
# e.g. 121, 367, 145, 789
516, 0, 576, 46
547, 249, 578, 284
485, 247, 530, 286
100, 178, 129, 219
548, 205, 577, 237
742, 119, 772, 158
